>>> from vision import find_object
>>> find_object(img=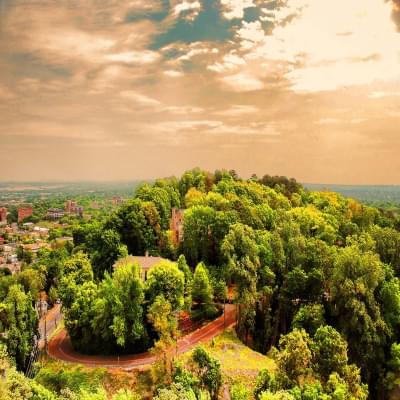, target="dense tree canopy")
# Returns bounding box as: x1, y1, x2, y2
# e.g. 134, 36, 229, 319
4, 169, 400, 399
